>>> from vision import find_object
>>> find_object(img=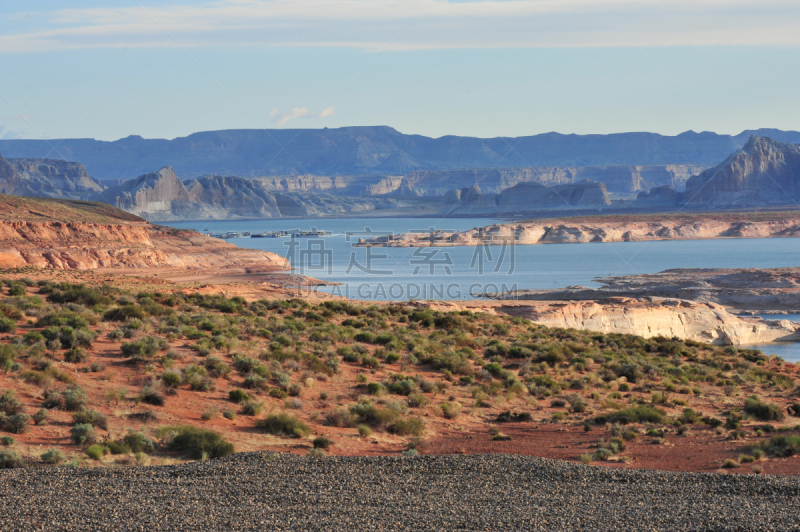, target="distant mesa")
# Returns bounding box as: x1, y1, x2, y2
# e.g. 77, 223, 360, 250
1, 126, 799, 181
0, 153, 103, 200
441, 180, 611, 215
